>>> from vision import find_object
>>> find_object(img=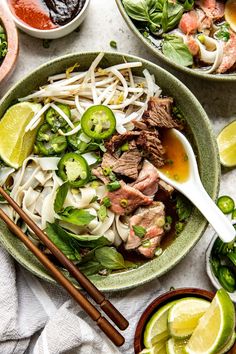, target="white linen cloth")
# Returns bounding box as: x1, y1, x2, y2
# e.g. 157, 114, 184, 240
0, 246, 162, 354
